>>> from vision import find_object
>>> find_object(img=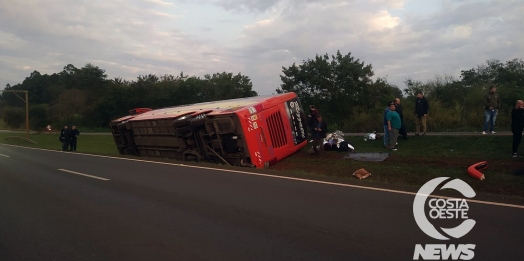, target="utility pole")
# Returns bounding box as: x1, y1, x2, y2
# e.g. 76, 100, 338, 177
3, 90, 29, 138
